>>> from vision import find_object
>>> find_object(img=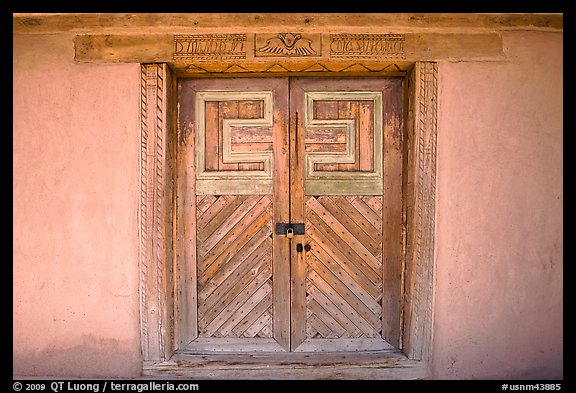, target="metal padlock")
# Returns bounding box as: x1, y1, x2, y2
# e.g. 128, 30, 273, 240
286, 227, 294, 239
